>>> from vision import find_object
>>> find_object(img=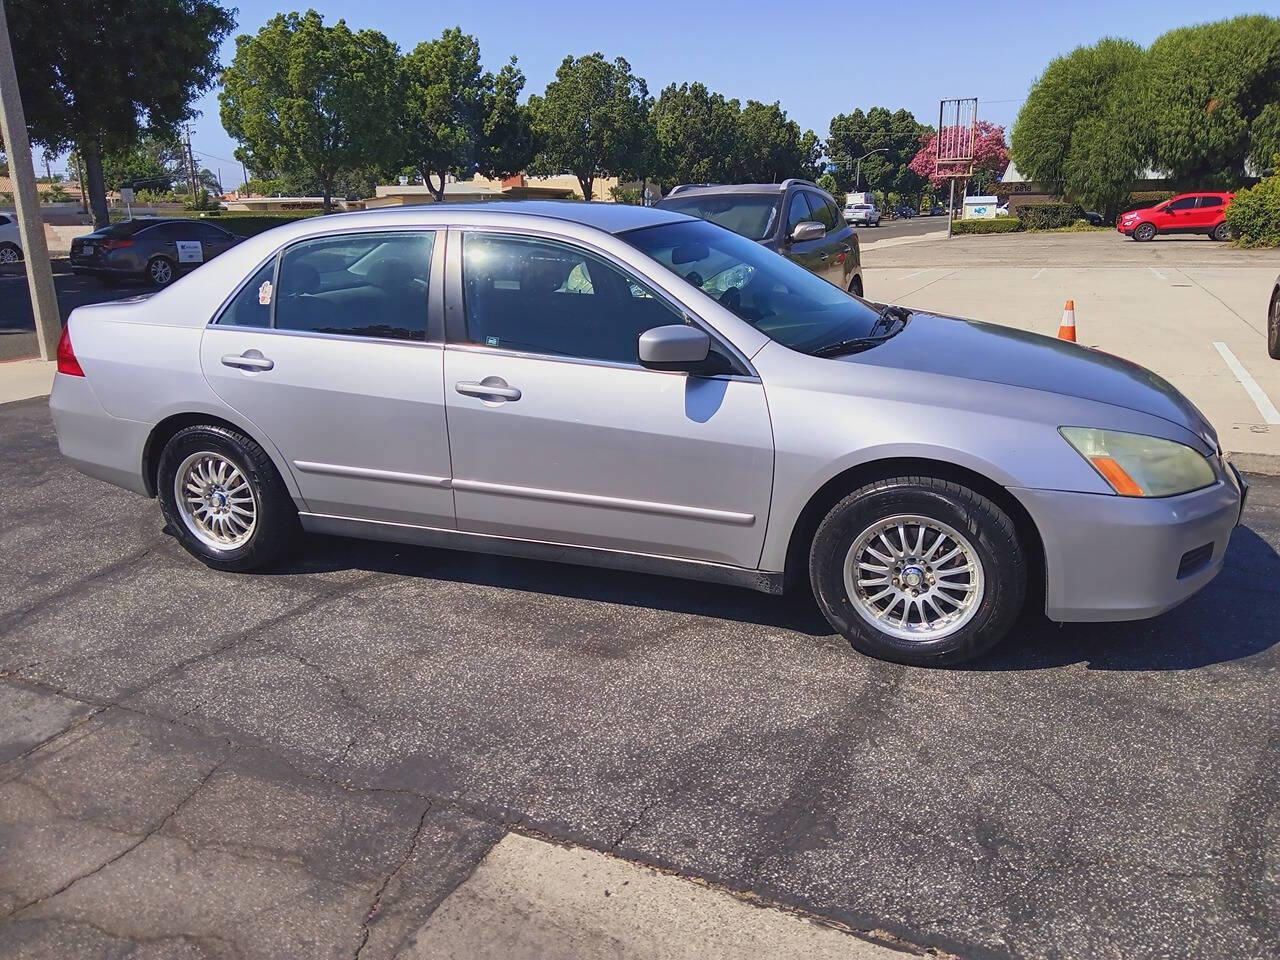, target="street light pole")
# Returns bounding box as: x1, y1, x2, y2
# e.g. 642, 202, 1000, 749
0, 0, 60, 361
854, 147, 889, 194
